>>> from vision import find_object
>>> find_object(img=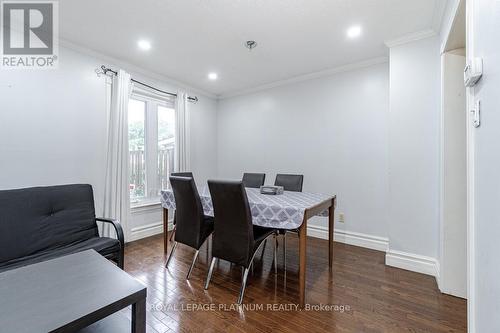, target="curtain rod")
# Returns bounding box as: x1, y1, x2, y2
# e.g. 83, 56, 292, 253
99, 65, 199, 103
